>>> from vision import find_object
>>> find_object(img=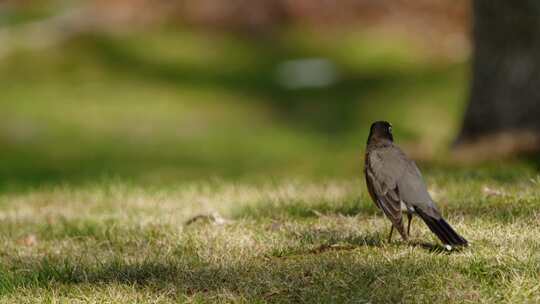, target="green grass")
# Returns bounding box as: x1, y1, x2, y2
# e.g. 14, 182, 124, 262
0, 28, 468, 189
0, 178, 539, 303
0, 23, 539, 302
